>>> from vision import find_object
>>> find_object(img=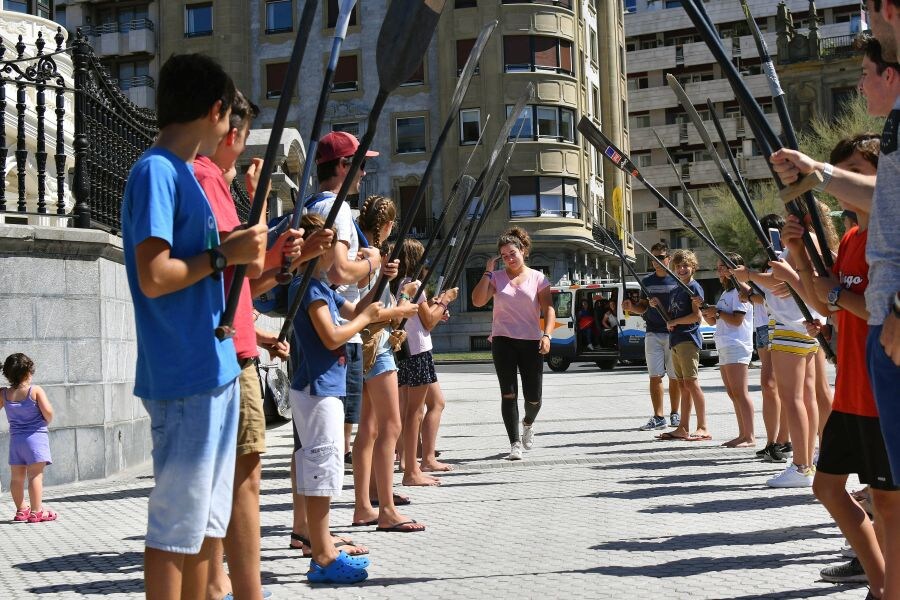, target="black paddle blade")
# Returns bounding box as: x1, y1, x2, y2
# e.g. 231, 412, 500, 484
577, 116, 640, 179
377, 0, 447, 91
